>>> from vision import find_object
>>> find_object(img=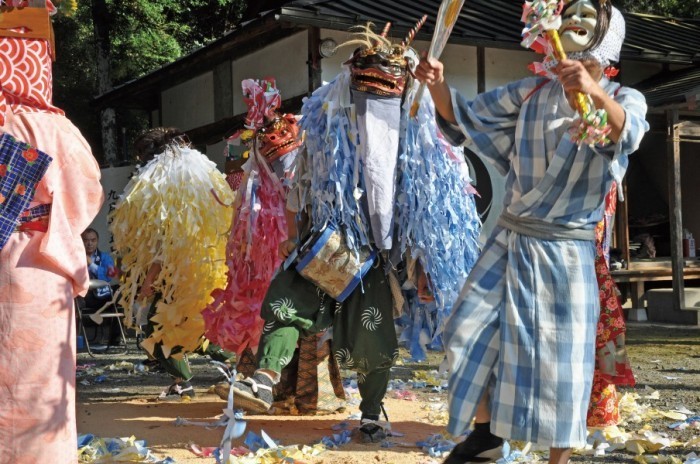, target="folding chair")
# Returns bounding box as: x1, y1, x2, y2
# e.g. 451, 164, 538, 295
75, 279, 128, 357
